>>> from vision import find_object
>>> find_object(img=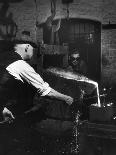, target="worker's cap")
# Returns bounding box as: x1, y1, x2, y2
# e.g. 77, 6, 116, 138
13, 40, 38, 48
